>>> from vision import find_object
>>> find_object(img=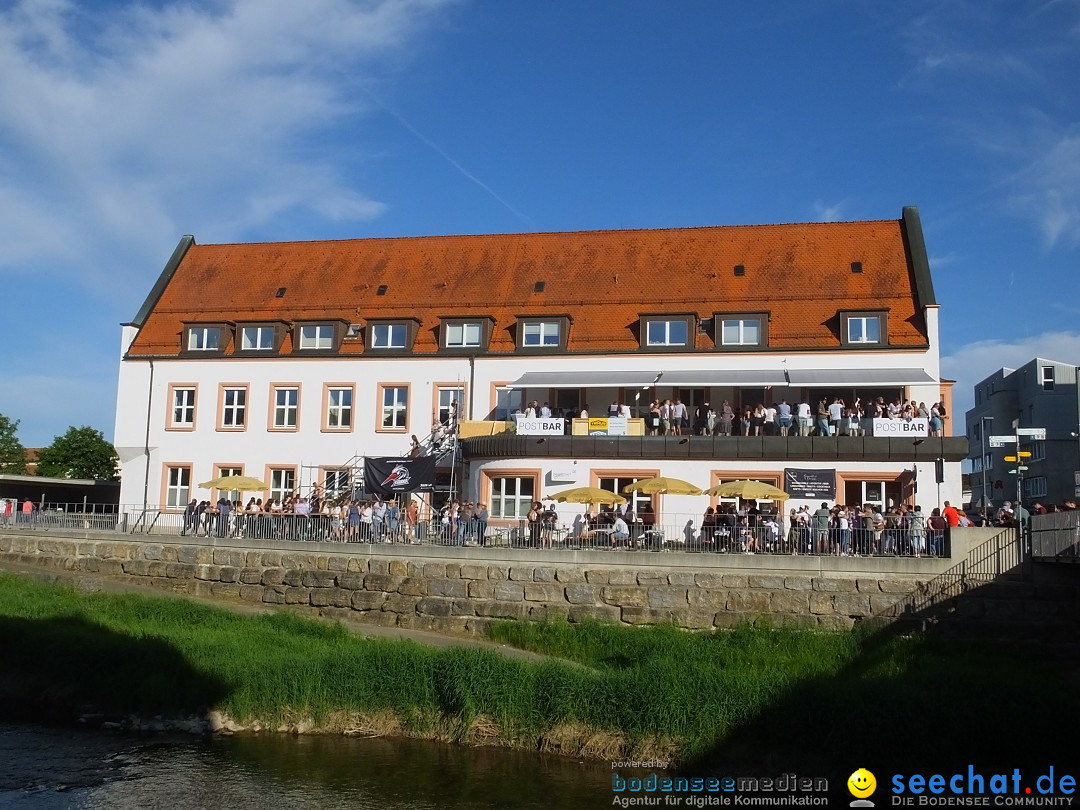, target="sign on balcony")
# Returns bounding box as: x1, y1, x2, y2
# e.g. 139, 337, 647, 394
587, 417, 628, 436
872, 417, 929, 437
514, 416, 565, 436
